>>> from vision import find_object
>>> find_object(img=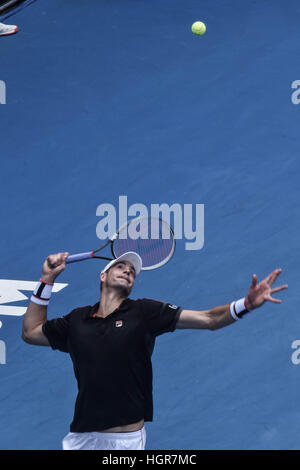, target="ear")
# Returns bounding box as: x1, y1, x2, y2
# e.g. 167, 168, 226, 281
100, 272, 106, 283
